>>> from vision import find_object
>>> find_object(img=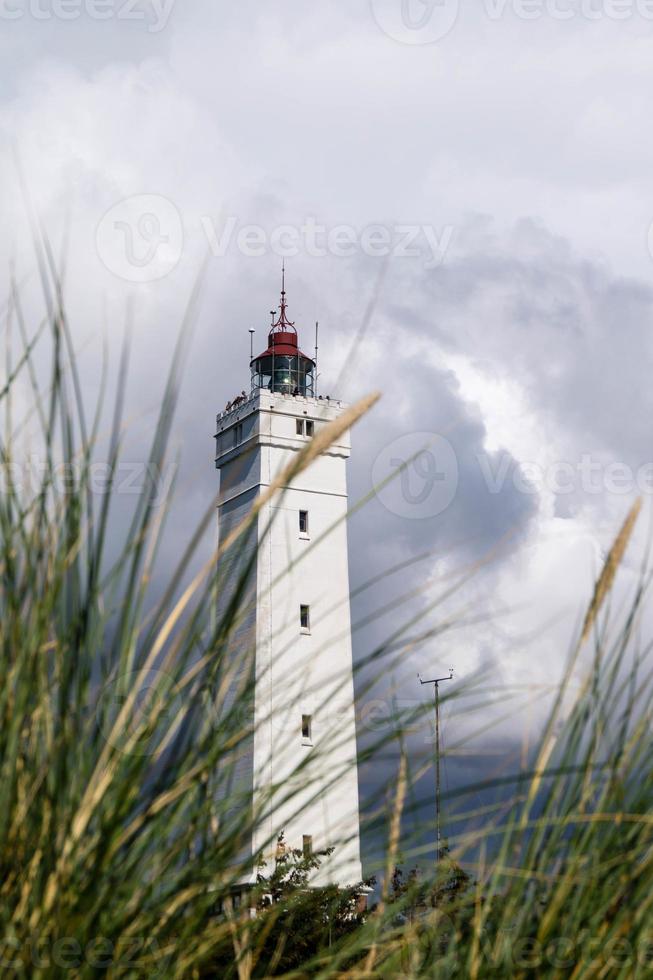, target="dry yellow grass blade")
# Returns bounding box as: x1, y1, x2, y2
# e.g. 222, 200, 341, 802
469, 839, 487, 980
362, 751, 408, 977
580, 497, 642, 645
